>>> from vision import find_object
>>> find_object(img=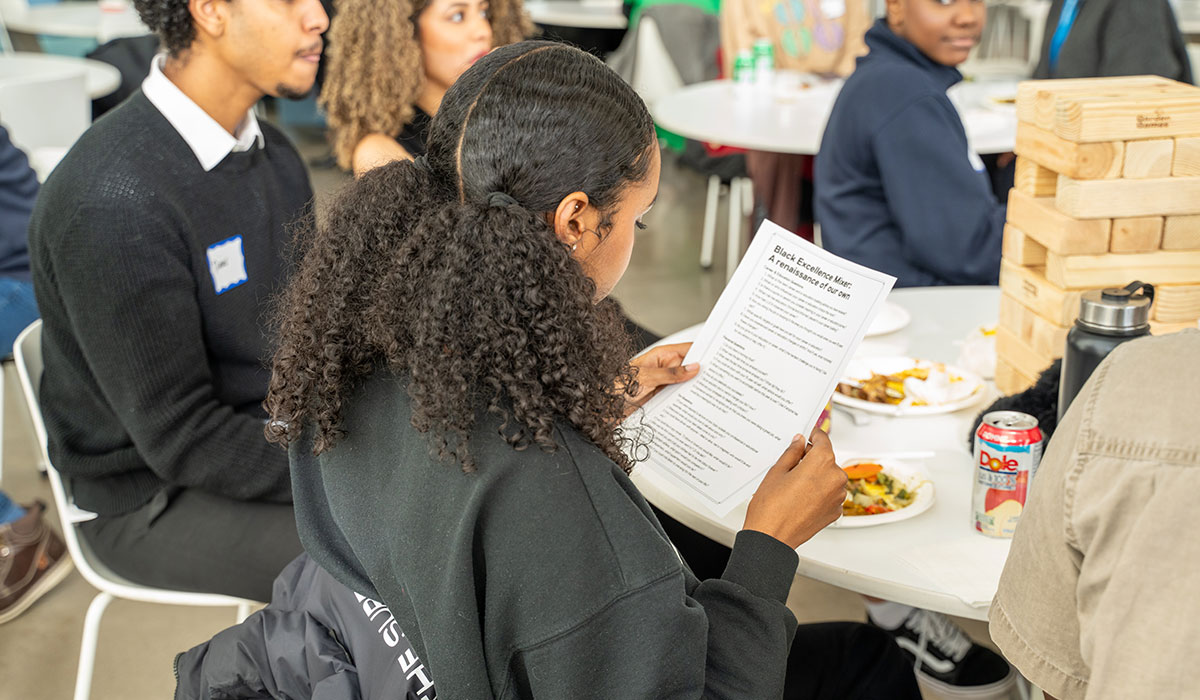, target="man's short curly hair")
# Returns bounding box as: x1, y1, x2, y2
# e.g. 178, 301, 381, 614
133, 0, 197, 55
